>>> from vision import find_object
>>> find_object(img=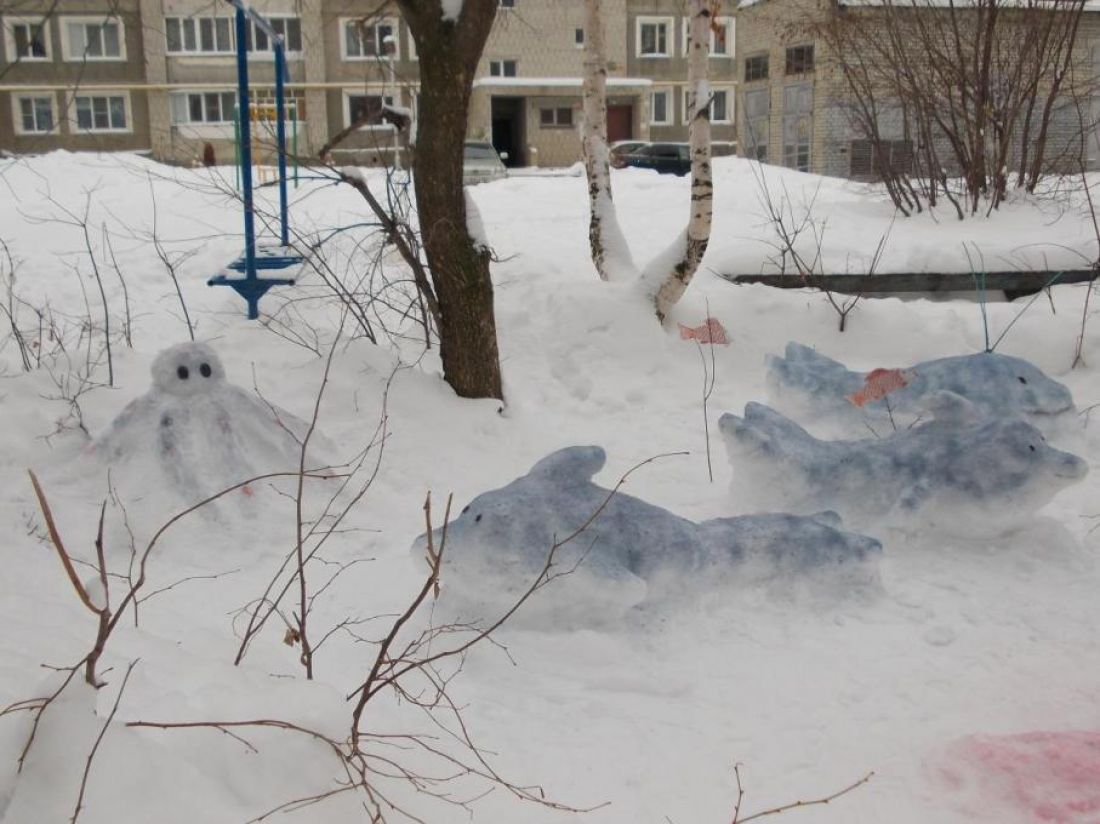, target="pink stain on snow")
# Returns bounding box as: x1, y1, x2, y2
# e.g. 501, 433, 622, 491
937, 731, 1100, 822
678, 317, 730, 345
